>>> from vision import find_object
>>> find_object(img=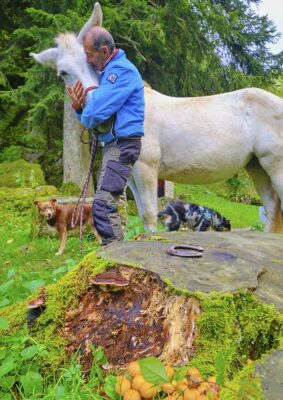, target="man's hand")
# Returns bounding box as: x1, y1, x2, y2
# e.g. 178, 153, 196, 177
66, 80, 85, 111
